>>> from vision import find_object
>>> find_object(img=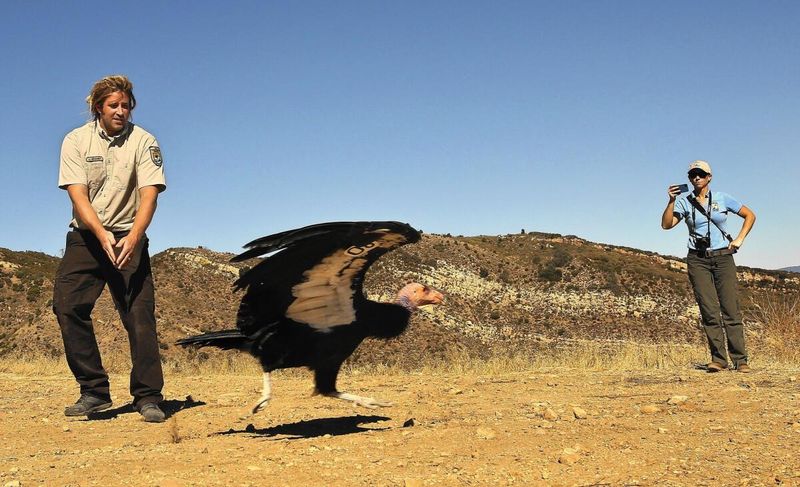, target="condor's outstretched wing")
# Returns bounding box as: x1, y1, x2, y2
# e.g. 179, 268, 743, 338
231, 221, 420, 335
